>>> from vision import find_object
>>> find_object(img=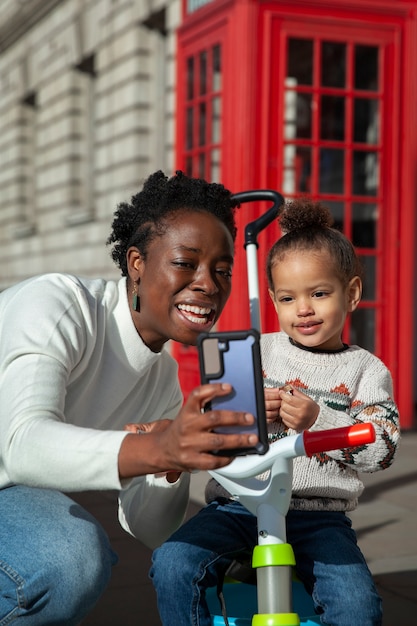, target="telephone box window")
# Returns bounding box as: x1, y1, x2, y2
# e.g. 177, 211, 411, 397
183, 43, 222, 181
